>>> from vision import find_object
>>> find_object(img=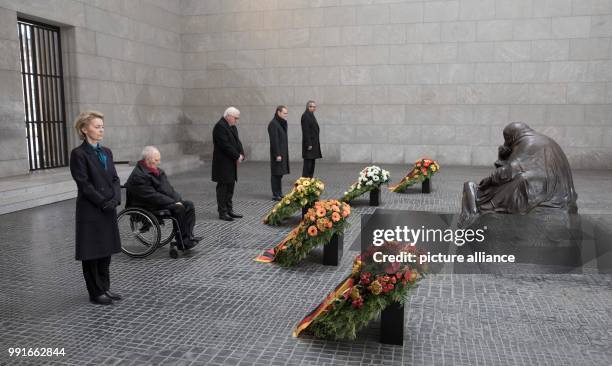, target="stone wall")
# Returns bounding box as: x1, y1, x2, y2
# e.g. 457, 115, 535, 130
0, 0, 184, 178
181, 0, 612, 168
1, 0, 611, 177
0, 6, 28, 177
